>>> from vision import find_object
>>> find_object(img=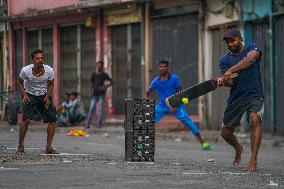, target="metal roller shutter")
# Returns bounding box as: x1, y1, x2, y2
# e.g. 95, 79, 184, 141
250, 20, 271, 132
152, 13, 199, 114
111, 24, 141, 114
111, 25, 127, 114
275, 15, 284, 134
42, 28, 53, 67
81, 26, 96, 107
27, 30, 38, 64
210, 28, 230, 129
60, 26, 77, 99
